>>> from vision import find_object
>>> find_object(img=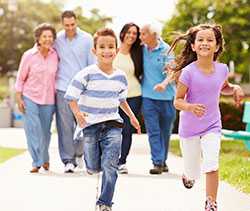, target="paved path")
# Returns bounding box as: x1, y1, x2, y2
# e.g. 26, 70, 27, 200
0, 128, 250, 211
